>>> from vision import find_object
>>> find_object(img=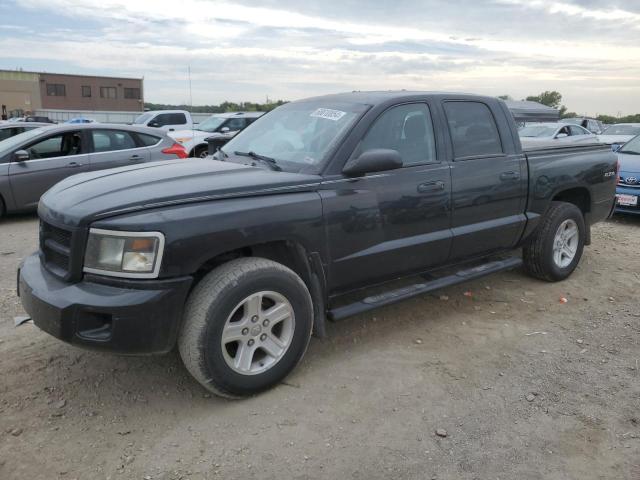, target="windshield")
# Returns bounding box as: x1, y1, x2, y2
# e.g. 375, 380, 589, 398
602, 125, 640, 136
0, 127, 46, 154
519, 125, 558, 137
133, 113, 153, 125
619, 135, 640, 155
221, 101, 368, 172
196, 116, 226, 132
